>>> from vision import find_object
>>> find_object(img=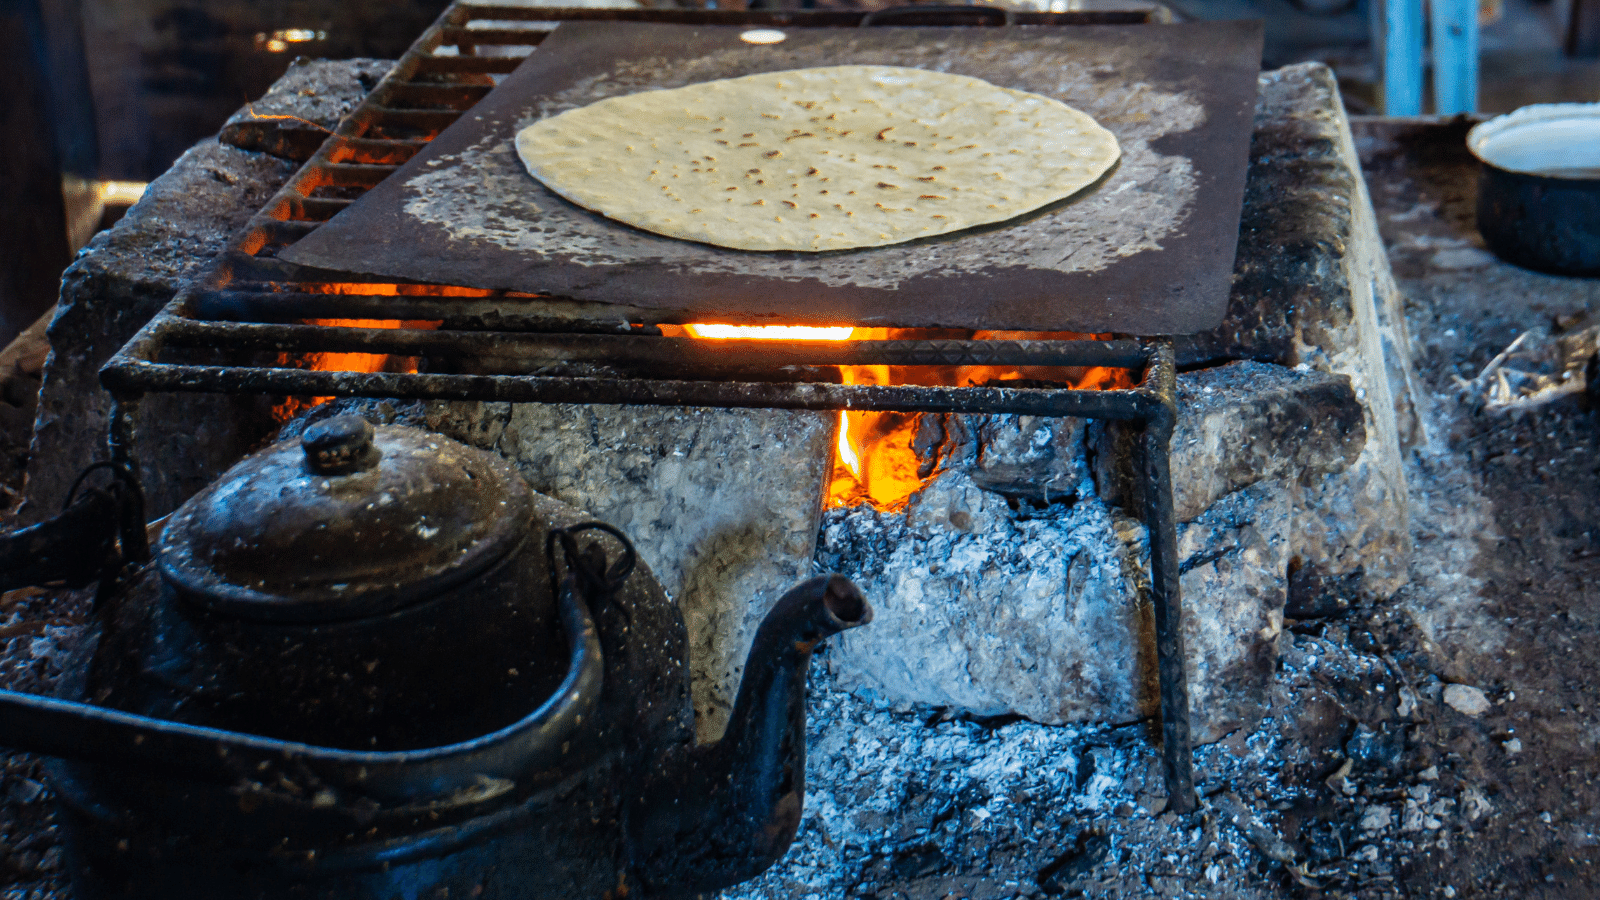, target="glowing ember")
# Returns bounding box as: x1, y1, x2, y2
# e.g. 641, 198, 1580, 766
683, 323, 854, 341
303, 318, 403, 376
